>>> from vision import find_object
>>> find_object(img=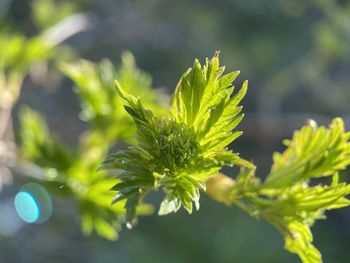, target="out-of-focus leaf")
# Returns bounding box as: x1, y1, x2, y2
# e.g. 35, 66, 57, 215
60, 52, 165, 143
20, 107, 74, 172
